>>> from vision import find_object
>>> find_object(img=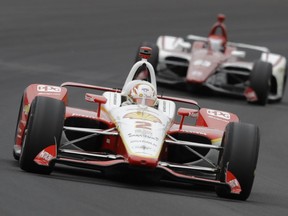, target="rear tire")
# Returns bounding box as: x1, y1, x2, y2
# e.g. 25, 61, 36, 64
278, 62, 288, 102
19, 96, 65, 174
249, 60, 272, 105
13, 95, 24, 160
215, 122, 260, 200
